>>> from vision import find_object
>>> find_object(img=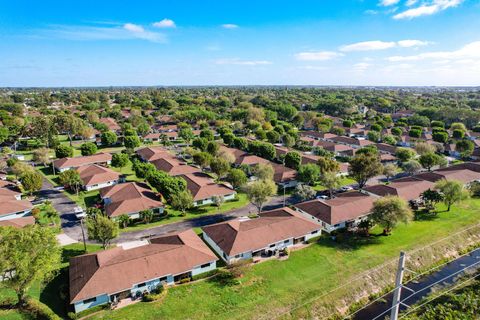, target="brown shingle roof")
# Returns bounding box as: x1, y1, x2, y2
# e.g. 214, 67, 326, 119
69, 229, 217, 303
415, 169, 480, 184
0, 216, 35, 228
219, 146, 268, 166
136, 146, 171, 162
294, 191, 375, 225
99, 118, 121, 131
271, 163, 297, 184
100, 182, 164, 218
363, 177, 434, 201
0, 200, 32, 217
53, 153, 112, 170
202, 207, 320, 256
179, 172, 235, 201
77, 165, 120, 187
151, 157, 200, 176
